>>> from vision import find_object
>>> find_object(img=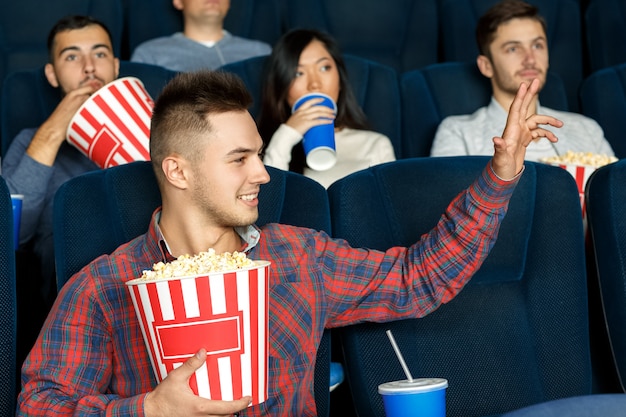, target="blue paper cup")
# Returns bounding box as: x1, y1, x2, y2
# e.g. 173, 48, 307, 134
378, 378, 448, 417
10, 194, 23, 249
291, 92, 337, 171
